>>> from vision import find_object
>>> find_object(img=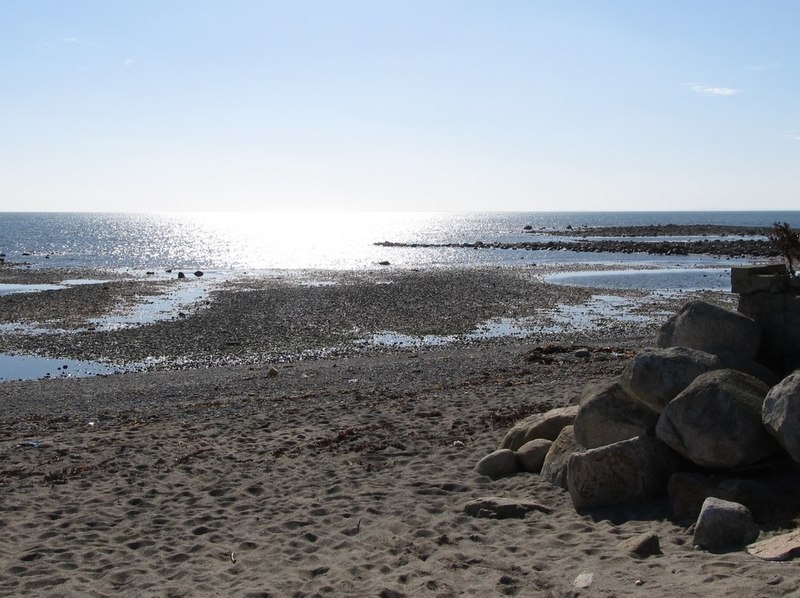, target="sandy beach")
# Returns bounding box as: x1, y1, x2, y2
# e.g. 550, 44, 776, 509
1, 263, 798, 597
